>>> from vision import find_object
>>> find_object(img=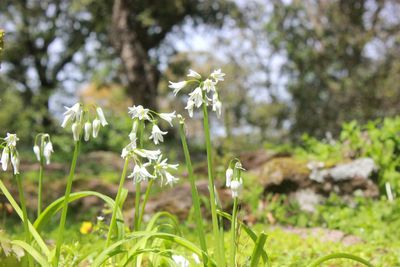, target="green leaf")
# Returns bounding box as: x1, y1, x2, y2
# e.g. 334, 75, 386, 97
34, 191, 125, 240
